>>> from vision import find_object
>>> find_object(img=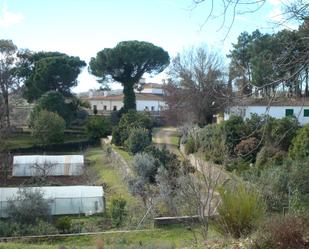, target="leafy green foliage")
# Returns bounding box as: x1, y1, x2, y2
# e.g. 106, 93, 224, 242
7, 188, 51, 225
86, 115, 112, 142
31, 110, 65, 146
35, 91, 72, 124
55, 216, 71, 233
215, 183, 266, 238
90, 40, 169, 110
110, 197, 127, 228
125, 127, 151, 154
23, 52, 86, 101
289, 125, 309, 160
112, 110, 153, 147
133, 153, 158, 184
234, 137, 260, 162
